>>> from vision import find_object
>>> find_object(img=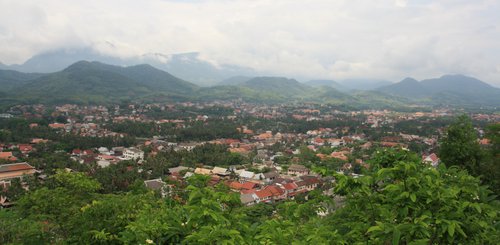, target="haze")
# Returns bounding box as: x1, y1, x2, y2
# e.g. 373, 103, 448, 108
1, 0, 499, 85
